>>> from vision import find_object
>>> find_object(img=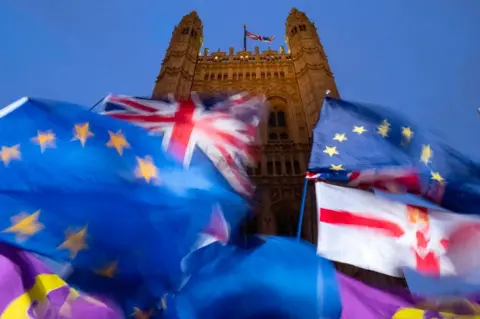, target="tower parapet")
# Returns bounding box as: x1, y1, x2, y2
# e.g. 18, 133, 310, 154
197, 46, 289, 63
